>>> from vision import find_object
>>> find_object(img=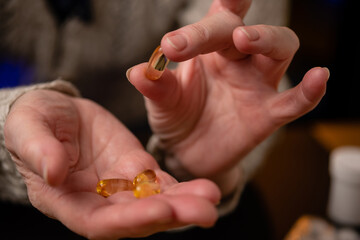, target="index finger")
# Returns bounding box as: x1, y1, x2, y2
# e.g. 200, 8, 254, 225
233, 25, 300, 61
161, 10, 243, 62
